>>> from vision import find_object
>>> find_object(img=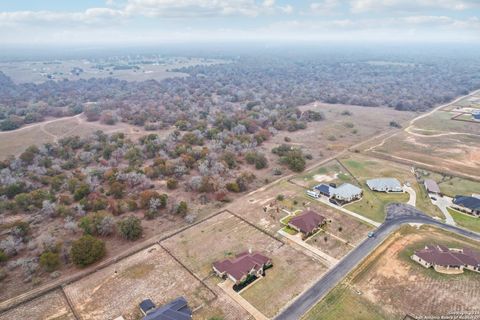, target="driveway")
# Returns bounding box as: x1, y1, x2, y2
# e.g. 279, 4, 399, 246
277, 229, 338, 267
403, 185, 416, 207
432, 196, 456, 226
218, 280, 268, 320
275, 203, 480, 320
